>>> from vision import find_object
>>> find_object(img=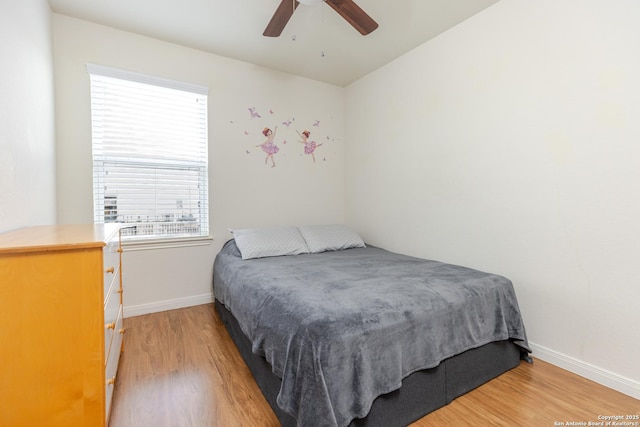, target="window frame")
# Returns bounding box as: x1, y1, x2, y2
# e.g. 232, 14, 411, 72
87, 64, 211, 245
